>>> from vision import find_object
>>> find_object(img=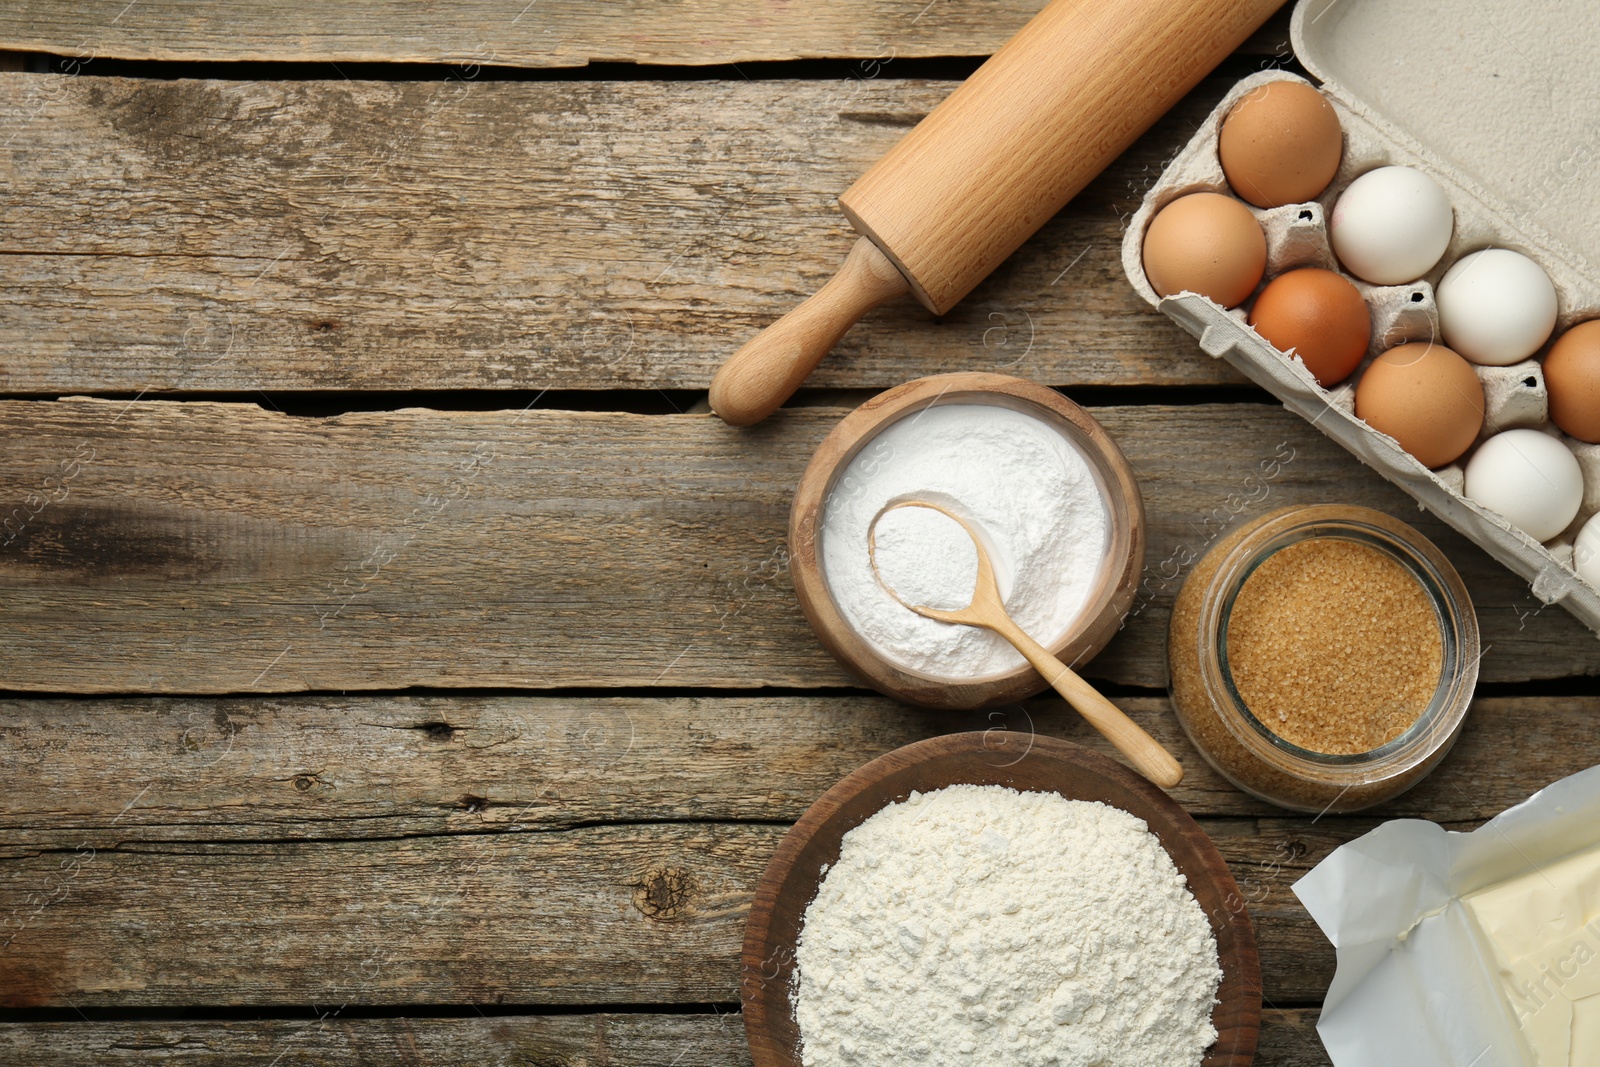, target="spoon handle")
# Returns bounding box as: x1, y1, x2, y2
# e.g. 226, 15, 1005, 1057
994, 617, 1184, 788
